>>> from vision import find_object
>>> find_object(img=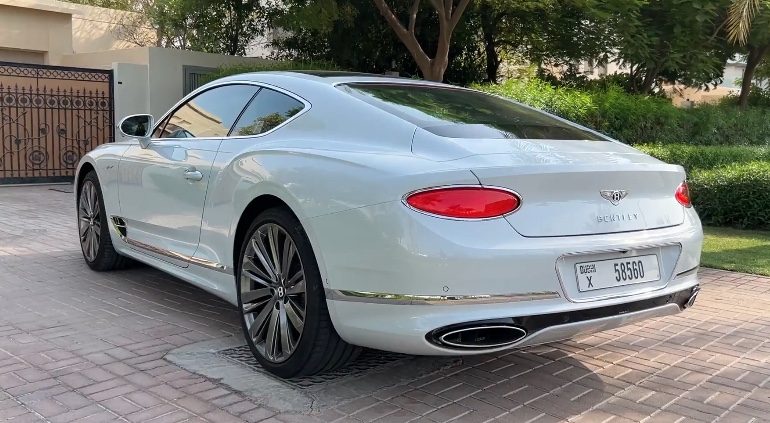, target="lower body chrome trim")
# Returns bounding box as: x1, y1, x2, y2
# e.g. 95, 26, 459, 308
675, 265, 699, 279
110, 215, 231, 275
324, 289, 560, 306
